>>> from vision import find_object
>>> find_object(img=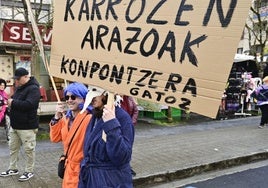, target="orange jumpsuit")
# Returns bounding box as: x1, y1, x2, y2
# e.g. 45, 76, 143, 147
50, 112, 91, 188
